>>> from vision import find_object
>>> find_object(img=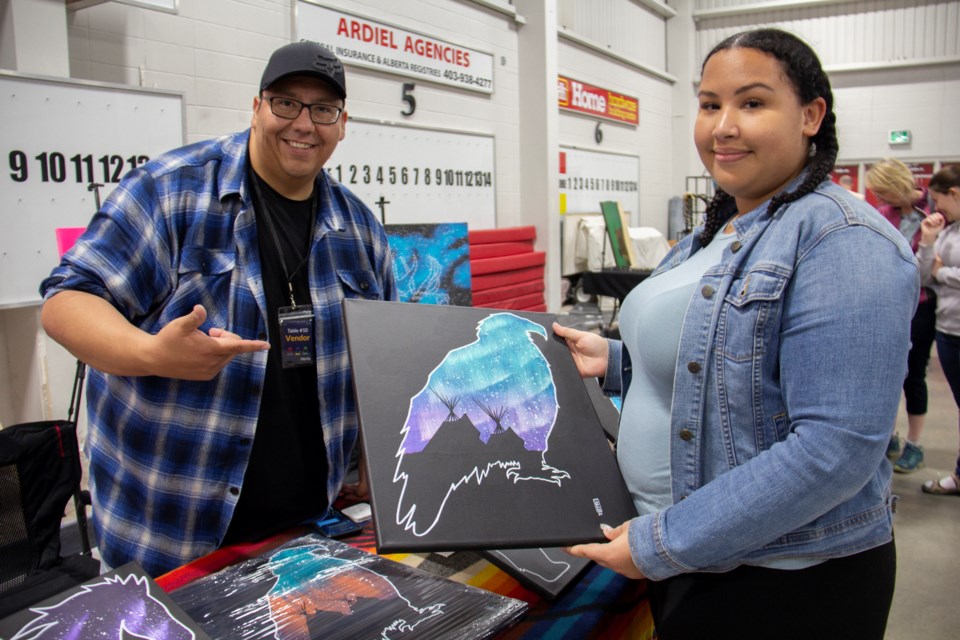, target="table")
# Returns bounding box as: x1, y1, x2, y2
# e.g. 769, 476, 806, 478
579, 269, 652, 302
156, 524, 654, 639
579, 269, 652, 335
